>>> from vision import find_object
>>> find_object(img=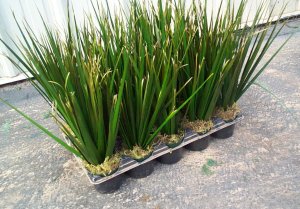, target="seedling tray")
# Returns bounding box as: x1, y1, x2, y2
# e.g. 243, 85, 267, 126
76, 115, 243, 185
